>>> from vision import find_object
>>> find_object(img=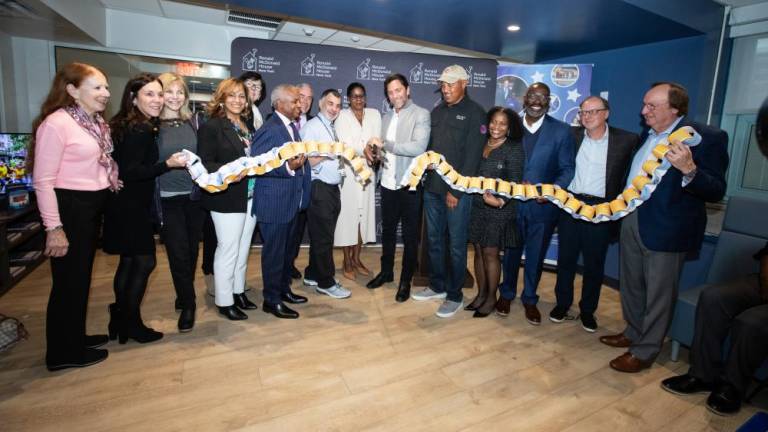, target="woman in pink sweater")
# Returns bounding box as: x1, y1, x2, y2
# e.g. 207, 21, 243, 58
32, 62, 121, 371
